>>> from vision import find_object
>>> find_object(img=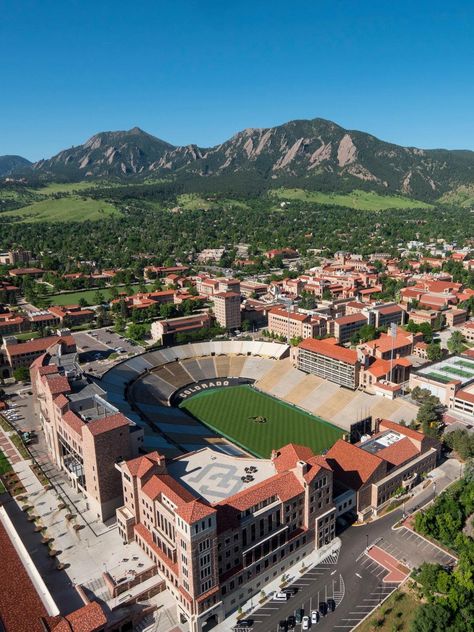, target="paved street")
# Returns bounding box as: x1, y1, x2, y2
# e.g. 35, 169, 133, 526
228, 461, 461, 632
